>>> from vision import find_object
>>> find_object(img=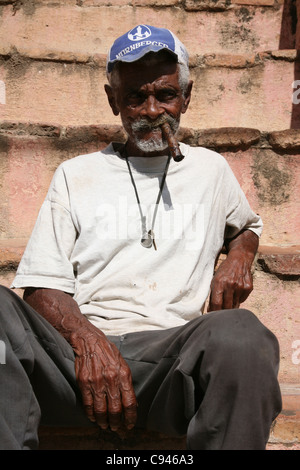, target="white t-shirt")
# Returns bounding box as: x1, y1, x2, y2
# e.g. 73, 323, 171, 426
12, 143, 263, 336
